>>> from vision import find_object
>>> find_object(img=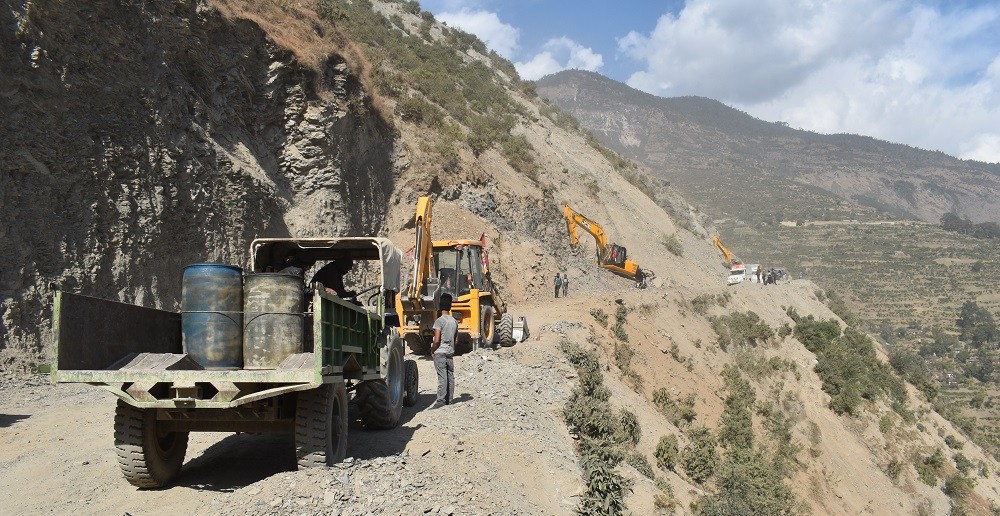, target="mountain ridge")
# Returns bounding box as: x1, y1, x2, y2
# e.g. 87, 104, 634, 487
537, 69, 1000, 224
